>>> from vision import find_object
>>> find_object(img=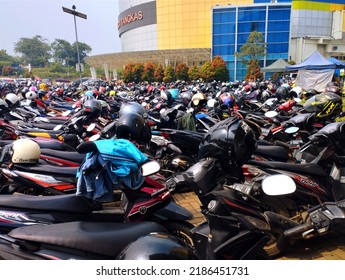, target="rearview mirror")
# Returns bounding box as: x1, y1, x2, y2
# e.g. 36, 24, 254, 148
285, 126, 299, 134
262, 174, 296, 196
87, 123, 96, 132
89, 134, 101, 141
264, 111, 278, 118
141, 161, 161, 177
53, 124, 63, 131
62, 110, 71, 117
